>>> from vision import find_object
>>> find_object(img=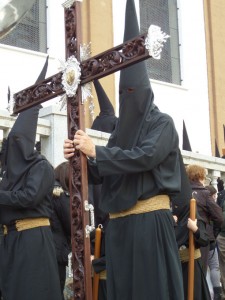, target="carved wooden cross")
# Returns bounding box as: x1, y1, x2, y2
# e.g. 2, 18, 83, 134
13, 1, 167, 299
